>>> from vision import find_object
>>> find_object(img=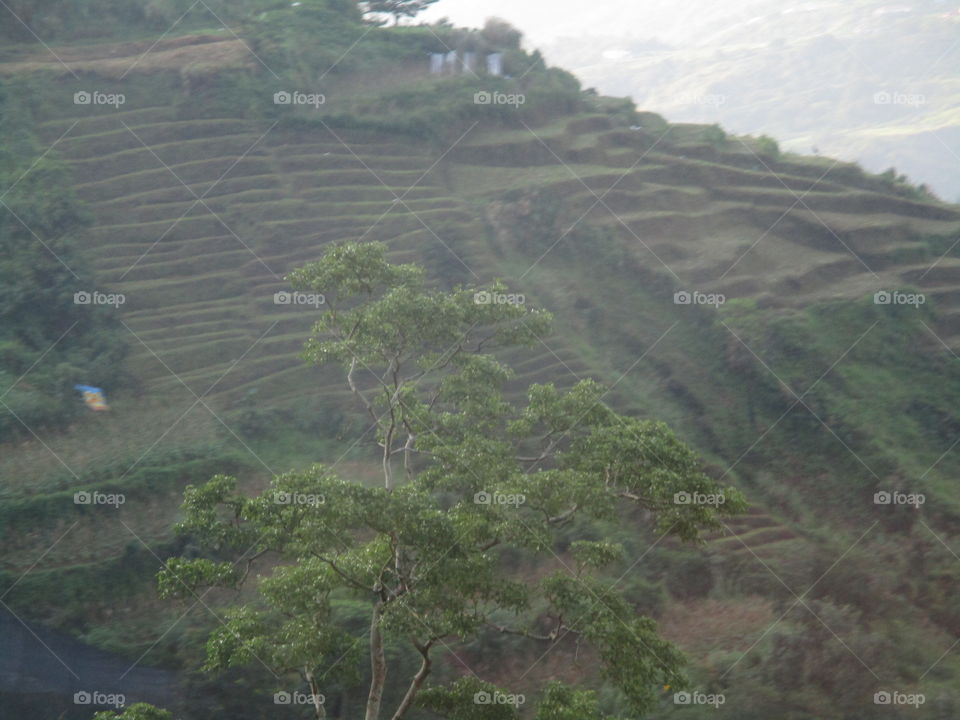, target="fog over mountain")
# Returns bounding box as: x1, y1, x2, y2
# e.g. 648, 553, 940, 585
426, 0, 960, 201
